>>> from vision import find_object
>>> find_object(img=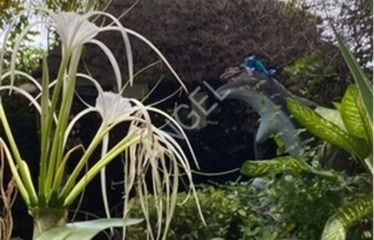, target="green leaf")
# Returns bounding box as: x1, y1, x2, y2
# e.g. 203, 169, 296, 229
333, 28, 373, 123
36, 218, 143, 240
332, 102, 341, 111
241, 156, 337, 179
322, 196, 372, 240
334, 196, 373, 227
287, 98, 369, 160
340, 85, 372, 144
315, 106, 345, 130
321, 219, 345, 240
241, 156, 310, 177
